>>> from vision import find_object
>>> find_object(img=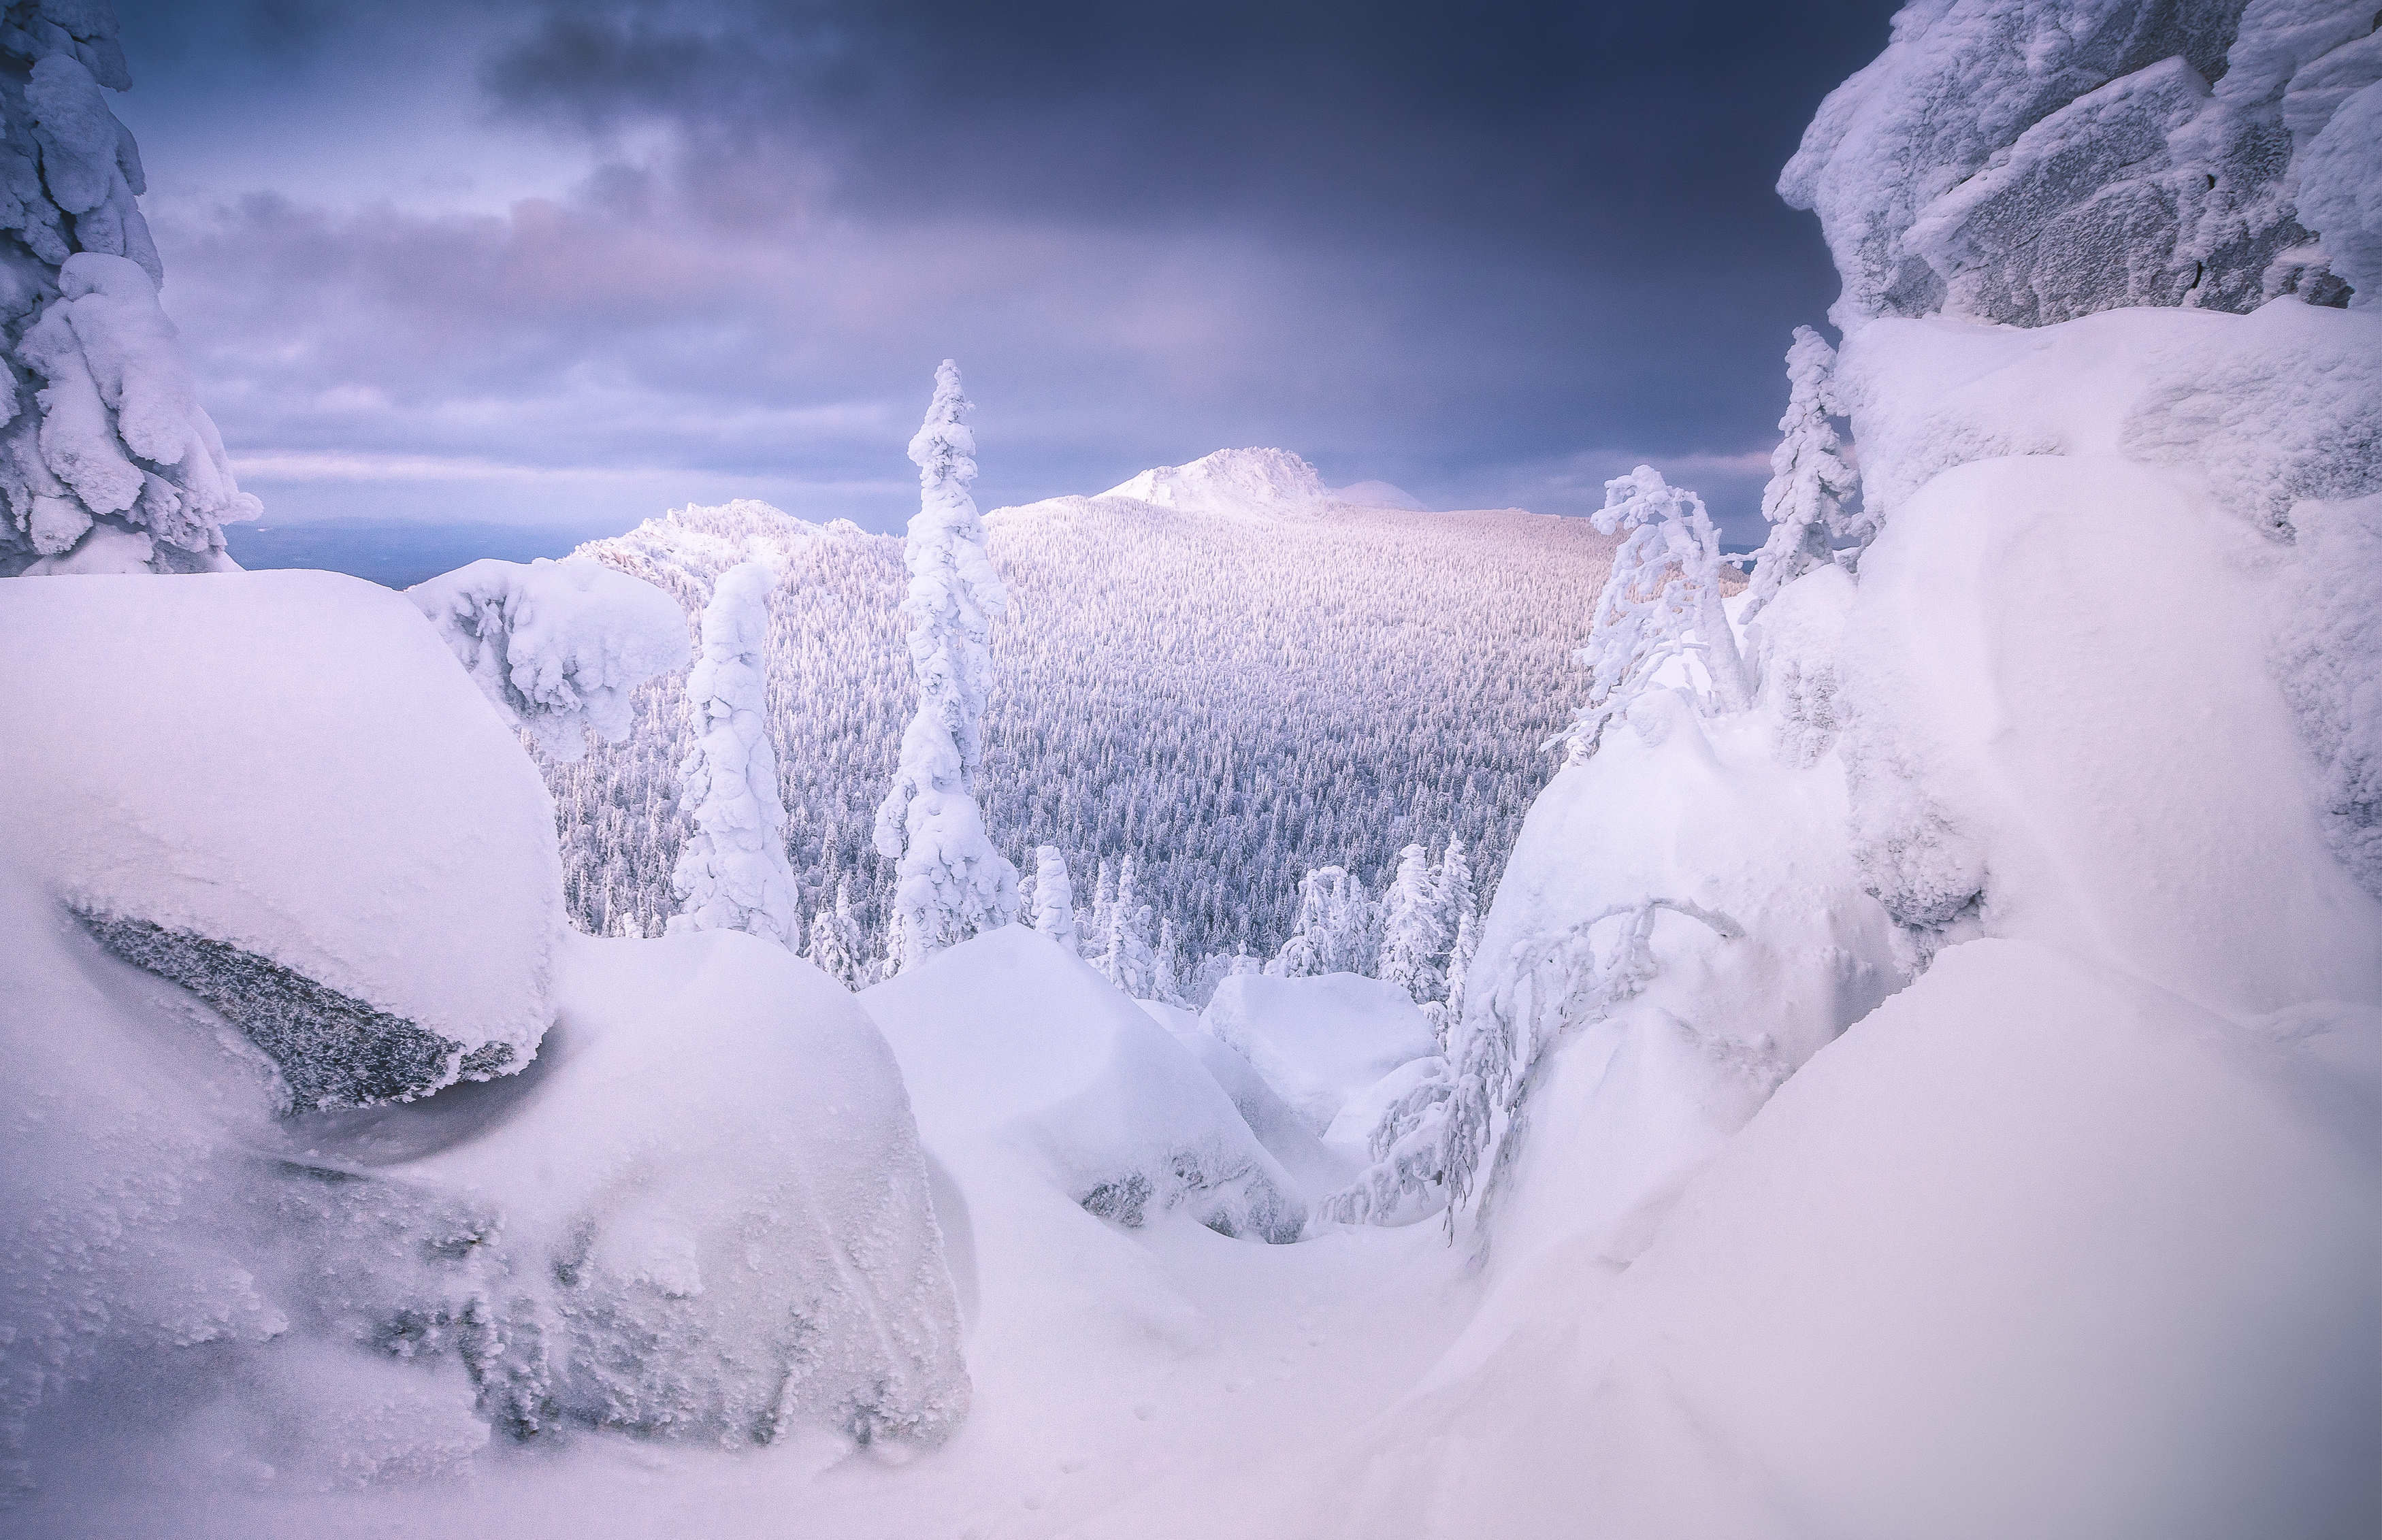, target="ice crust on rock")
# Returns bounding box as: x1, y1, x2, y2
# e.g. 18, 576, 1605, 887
0, 571, 566, 1107
0, 5, 262, 576
1782, 1, 2381, 328
407, 555, 691, 764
